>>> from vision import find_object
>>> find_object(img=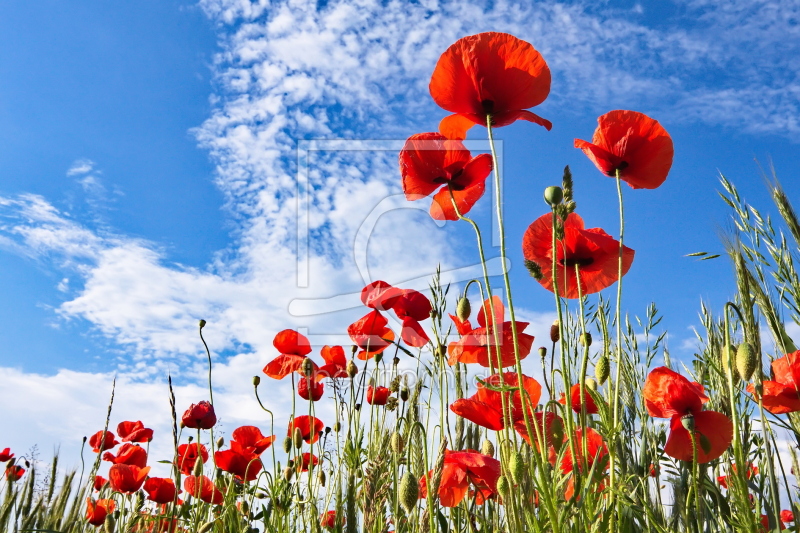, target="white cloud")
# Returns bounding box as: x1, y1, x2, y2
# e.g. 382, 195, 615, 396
66, 159, 96, 177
